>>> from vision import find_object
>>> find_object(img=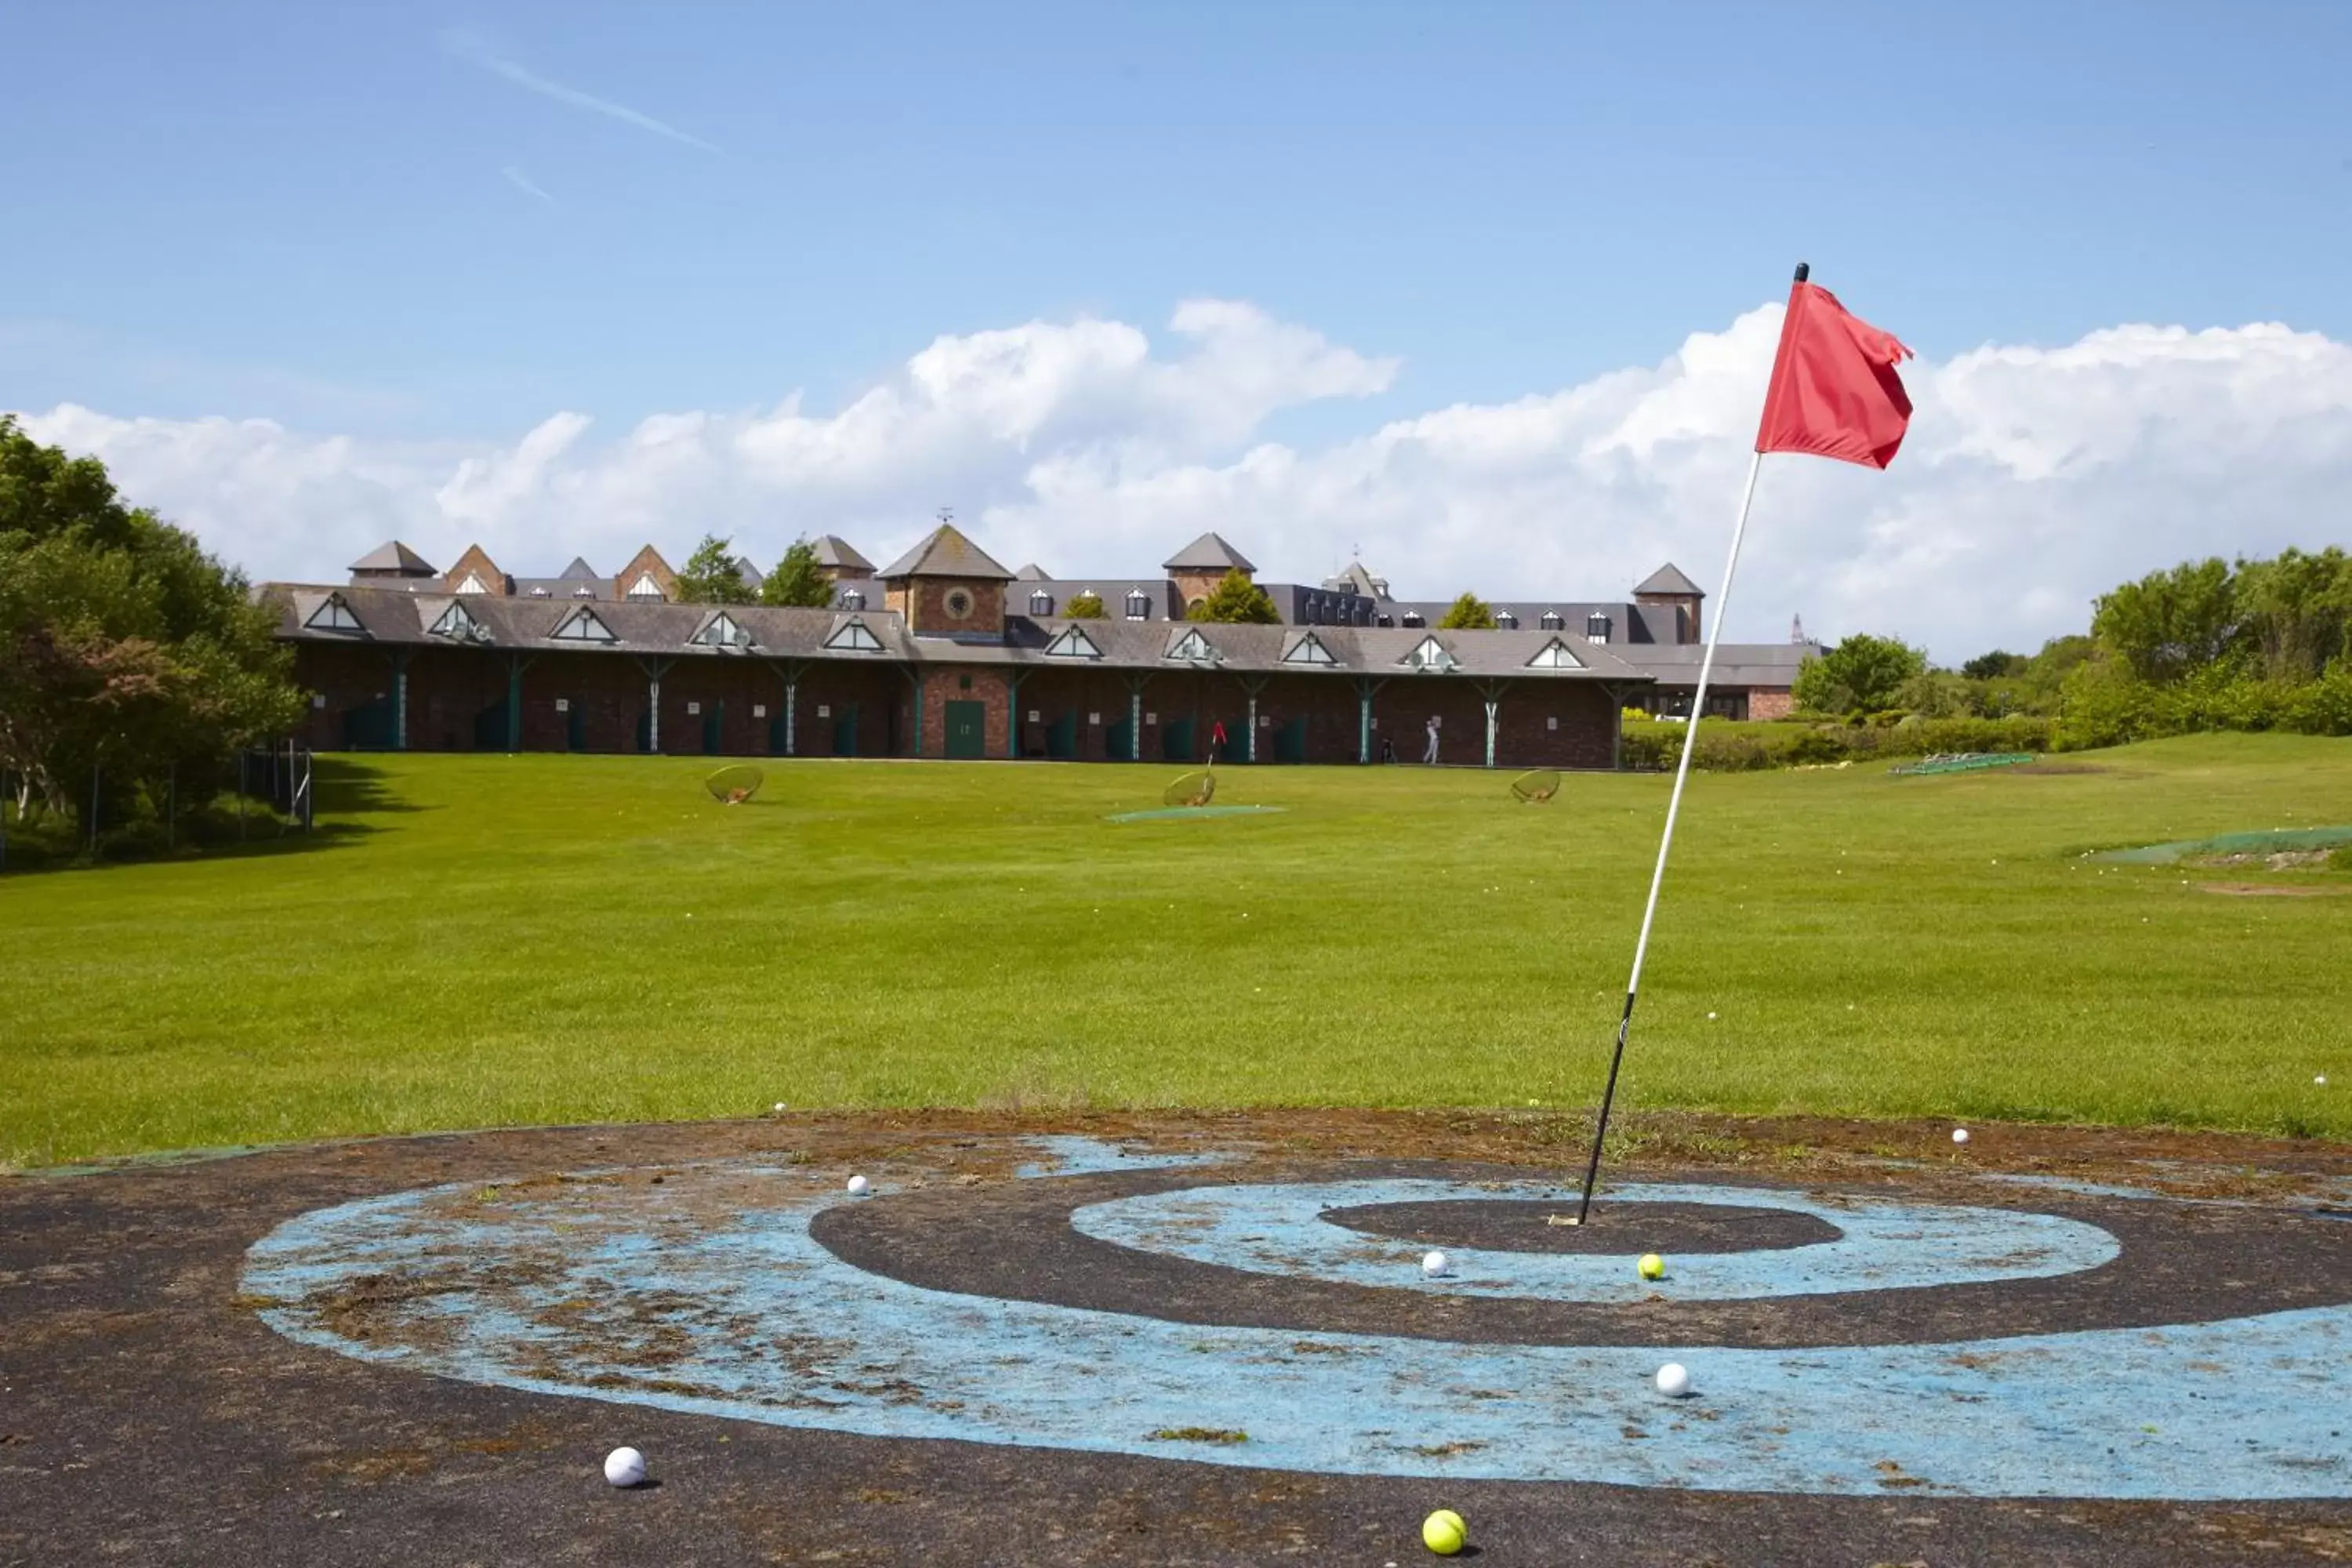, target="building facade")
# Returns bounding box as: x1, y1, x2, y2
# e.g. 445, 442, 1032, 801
270, 524, 1815, 765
